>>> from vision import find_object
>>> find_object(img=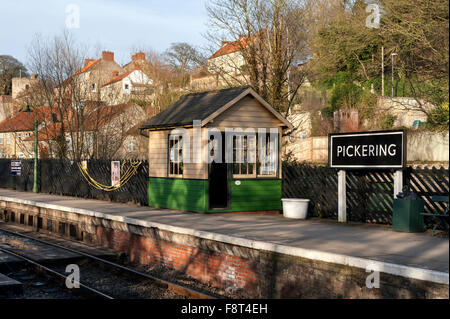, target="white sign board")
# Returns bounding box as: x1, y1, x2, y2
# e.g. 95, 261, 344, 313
111, 161, 120, 187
